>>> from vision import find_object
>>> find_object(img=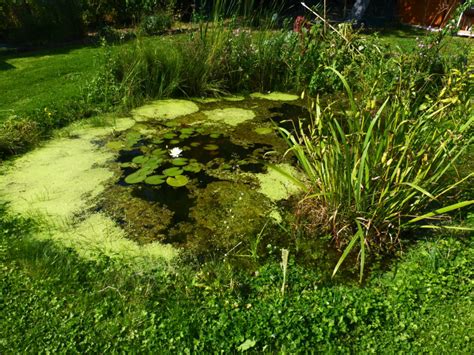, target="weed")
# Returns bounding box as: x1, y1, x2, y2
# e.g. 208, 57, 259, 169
0, 117, 40, 157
